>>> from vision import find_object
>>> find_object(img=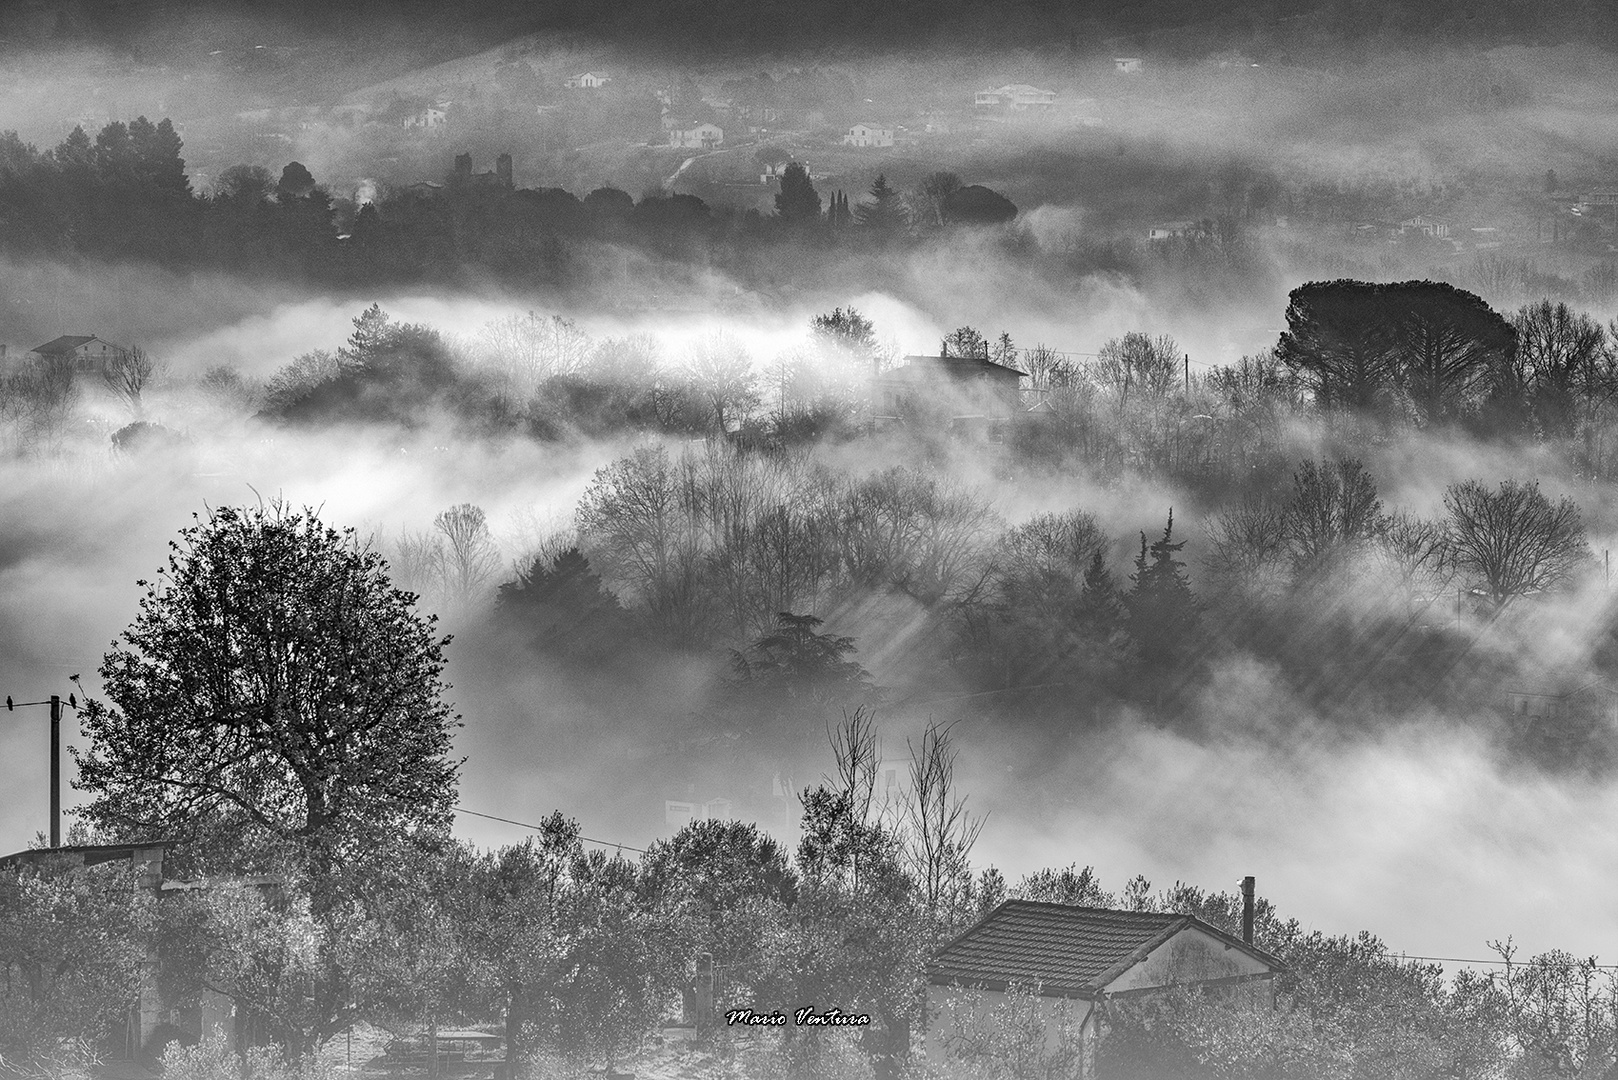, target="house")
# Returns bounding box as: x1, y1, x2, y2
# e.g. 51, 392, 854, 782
759, 161, 794, 184
926, 900, 1285, 1079
1148, 221, 1202, 241
844, 123, 894, 148
403, 103, 448, 131
29, 335, 128, 371
564, 71, 611, 89
974, 84, 1057, 110
1399, 215, 1450, 238
669, 123, 723, 149
1114, 57, 1144, 73
877, 352, 1029, 436
1504, 674, 1618, 763
449, 152, 513, 189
